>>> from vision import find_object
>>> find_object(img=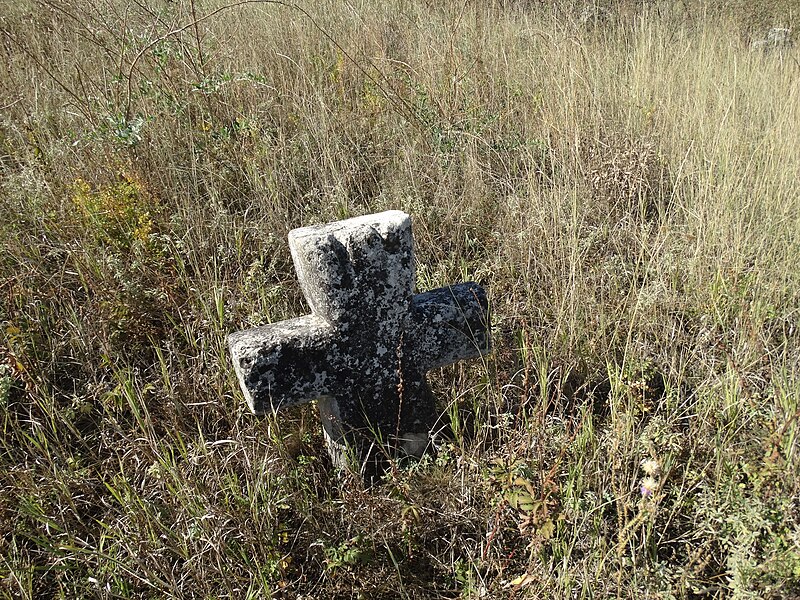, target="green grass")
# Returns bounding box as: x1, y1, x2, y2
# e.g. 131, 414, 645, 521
1, 0, 799, 597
